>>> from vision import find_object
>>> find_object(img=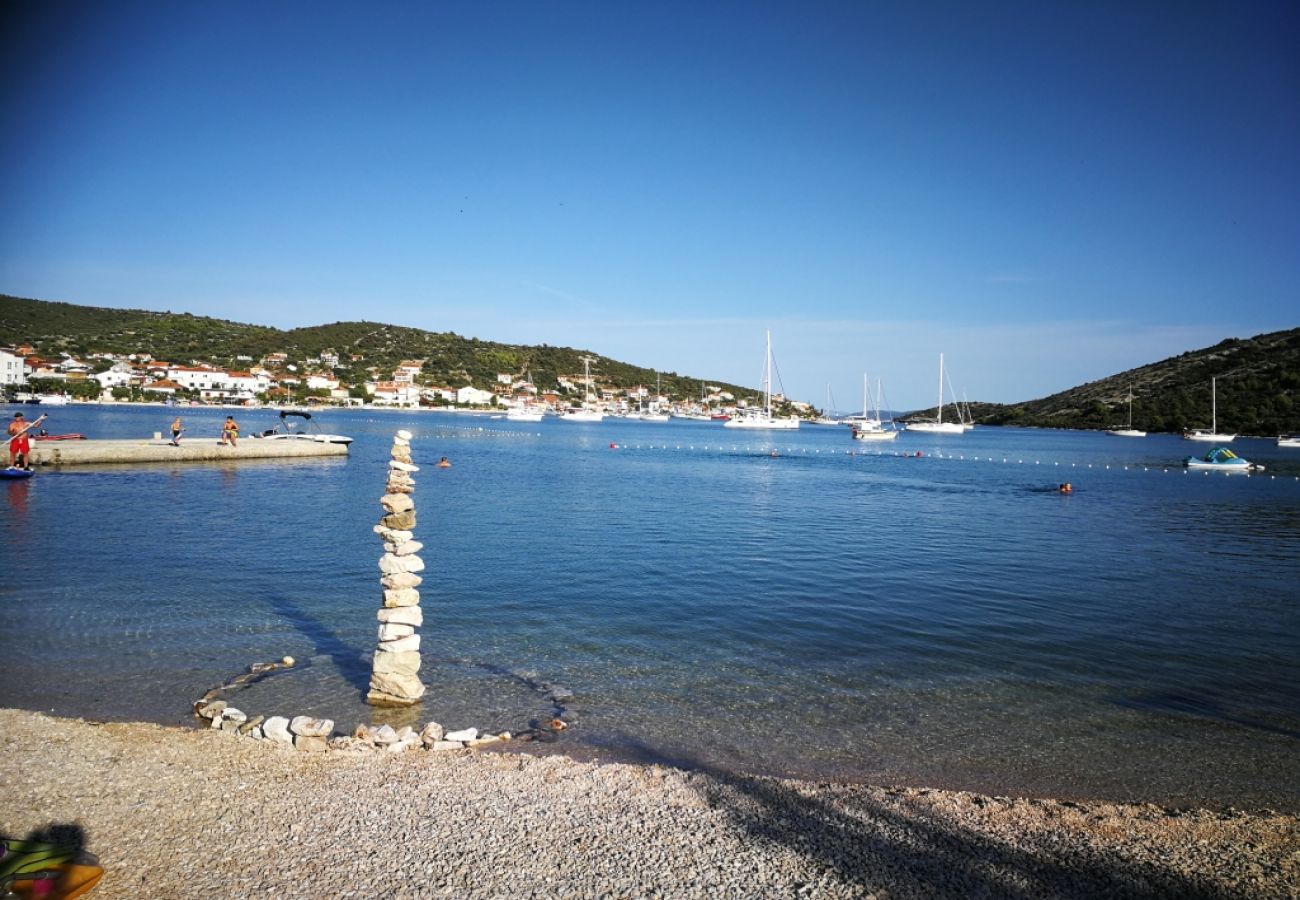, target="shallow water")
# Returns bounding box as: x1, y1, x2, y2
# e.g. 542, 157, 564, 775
2, 404, 1298, 810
